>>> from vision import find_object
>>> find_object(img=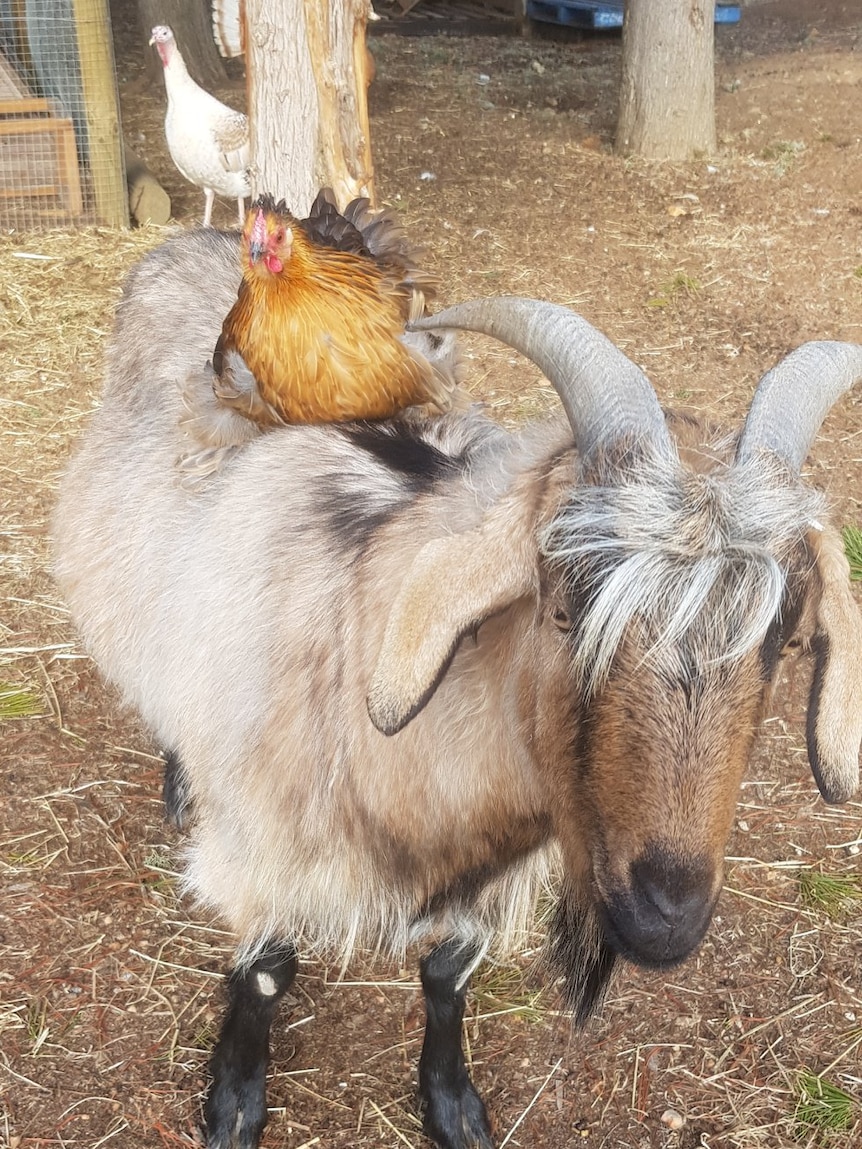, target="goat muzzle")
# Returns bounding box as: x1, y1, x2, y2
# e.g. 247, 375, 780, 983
597, 848, 718, 968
